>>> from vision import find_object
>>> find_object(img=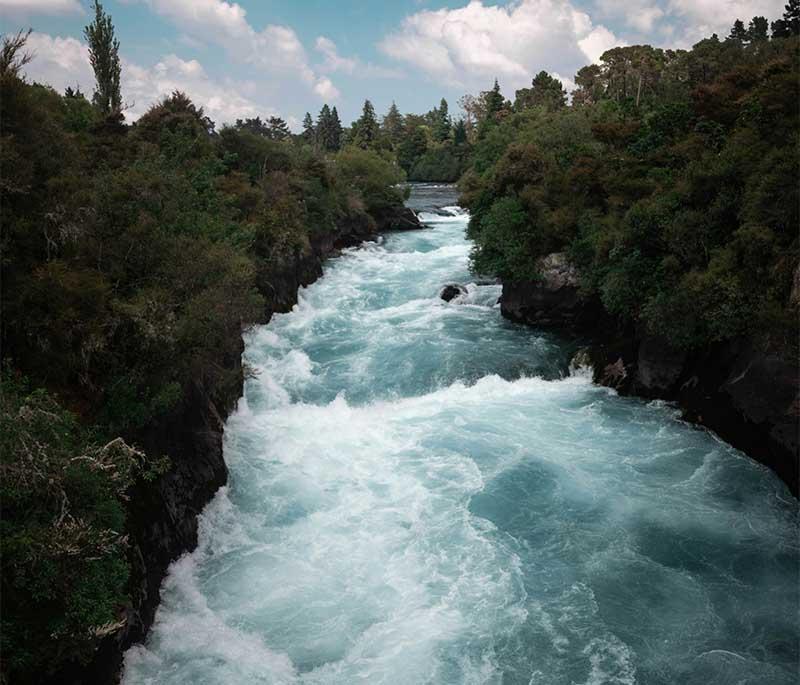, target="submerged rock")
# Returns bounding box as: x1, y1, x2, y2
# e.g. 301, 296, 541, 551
440, 284, 467, 302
